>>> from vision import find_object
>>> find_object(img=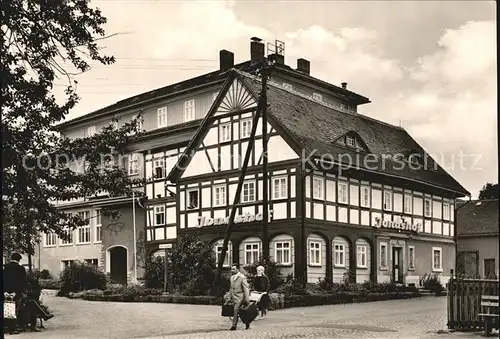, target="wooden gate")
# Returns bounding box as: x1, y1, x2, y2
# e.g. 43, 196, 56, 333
447, 273, 499, 331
